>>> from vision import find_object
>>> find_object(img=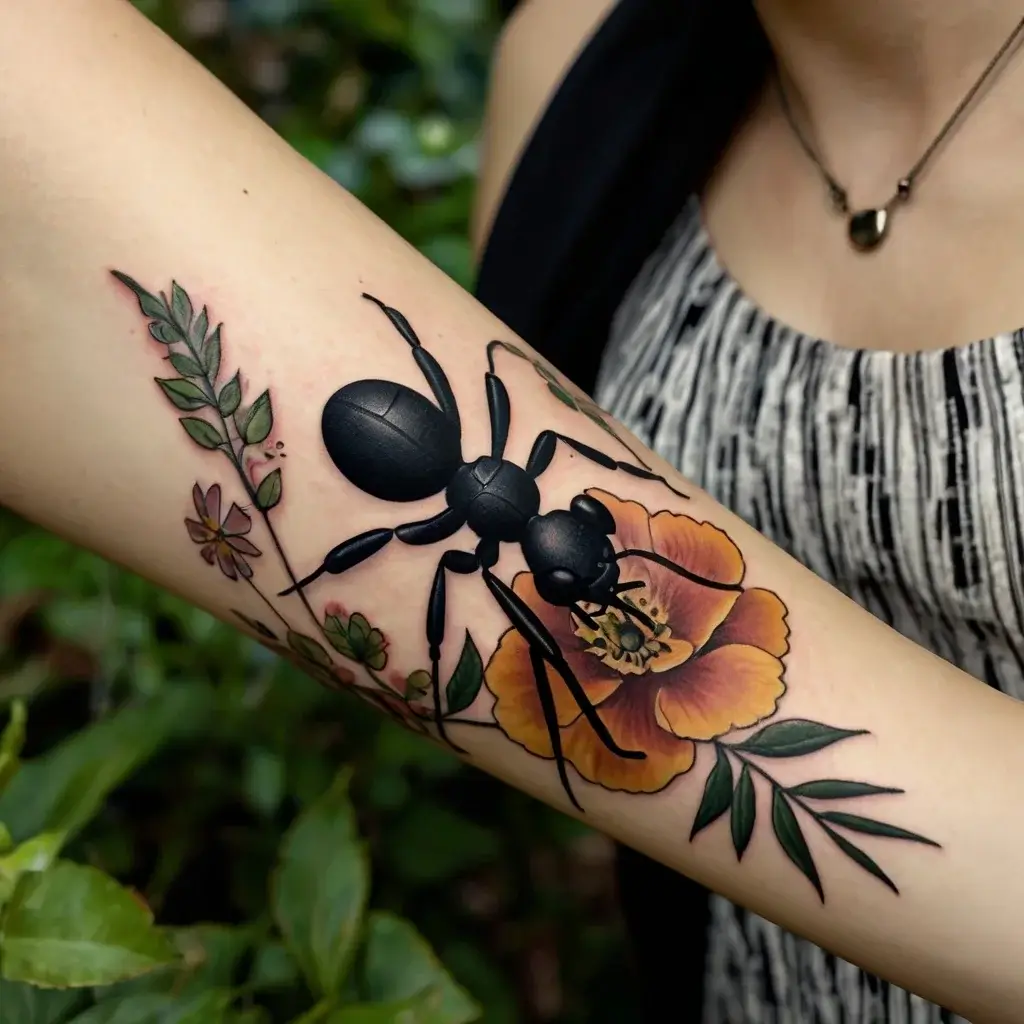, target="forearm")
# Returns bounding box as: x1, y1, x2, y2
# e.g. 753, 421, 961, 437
1, 4, 1022, 1020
